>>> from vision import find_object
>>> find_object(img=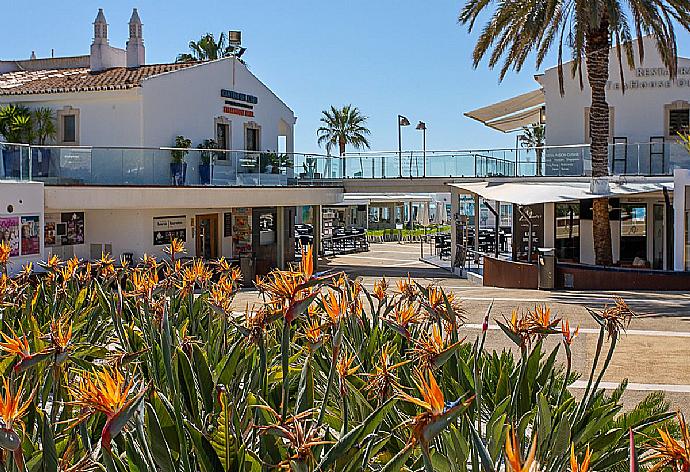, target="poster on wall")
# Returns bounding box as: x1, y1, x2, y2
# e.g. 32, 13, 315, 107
62, 212, 85, 245
232, 208, 252, 257
153, 216, 186, 245
20, 216, 40, 256
44, 214, 58, 246
0, 217, 19, 257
